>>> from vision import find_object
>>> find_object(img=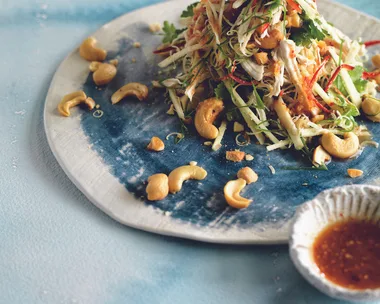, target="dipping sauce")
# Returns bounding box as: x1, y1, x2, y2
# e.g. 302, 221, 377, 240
313, 219, 380, 290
